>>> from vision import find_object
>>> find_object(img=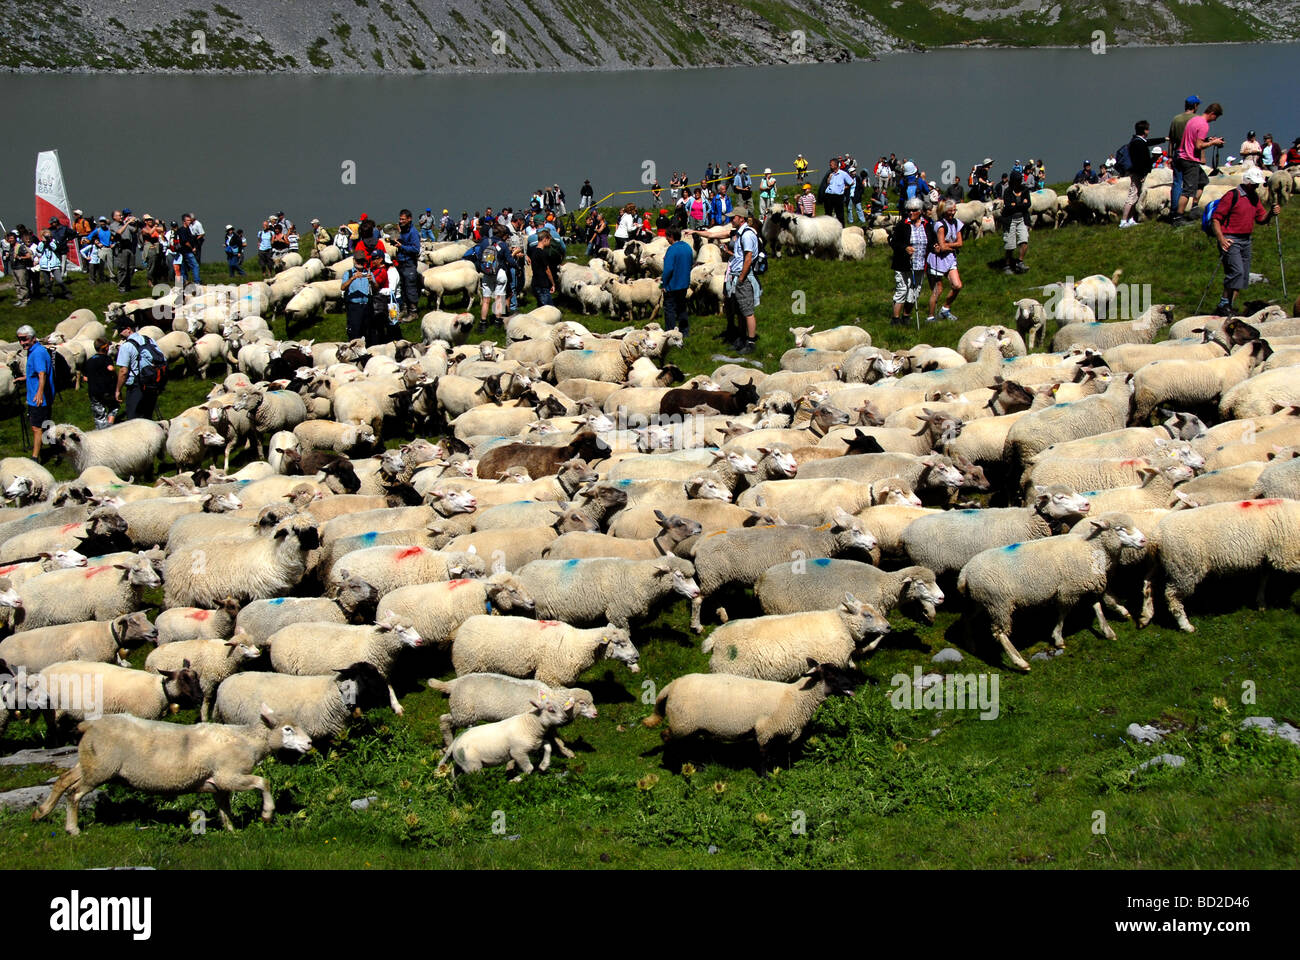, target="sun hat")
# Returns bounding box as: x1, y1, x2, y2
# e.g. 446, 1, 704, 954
902, 161, 917, 176
1242, 167, 1266, 186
